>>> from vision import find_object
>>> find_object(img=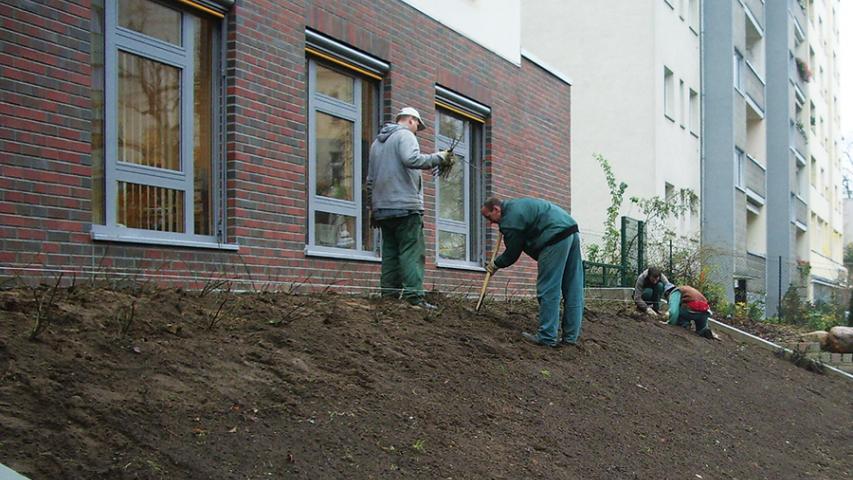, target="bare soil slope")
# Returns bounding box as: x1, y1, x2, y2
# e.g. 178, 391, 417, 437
0, 285, 850, 479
